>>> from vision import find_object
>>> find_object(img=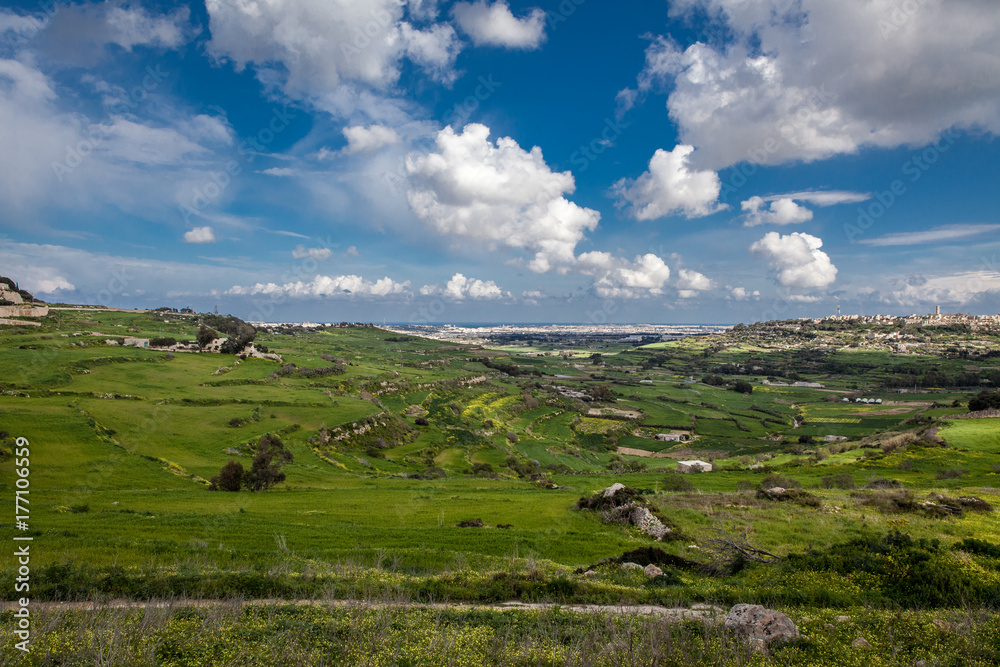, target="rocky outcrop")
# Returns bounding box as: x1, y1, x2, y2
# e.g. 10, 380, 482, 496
724, 604, 799, 651
629, 505, 671, 540
579, 483, 674, 541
